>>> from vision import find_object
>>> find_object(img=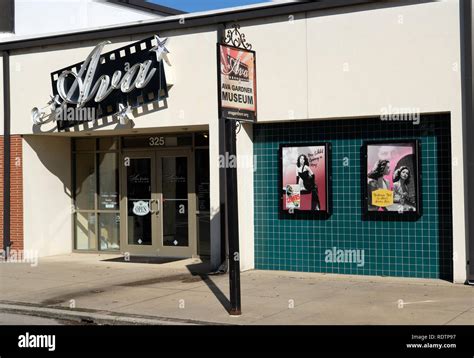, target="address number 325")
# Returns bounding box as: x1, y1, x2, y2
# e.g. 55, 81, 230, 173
149, 137, 165, 146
